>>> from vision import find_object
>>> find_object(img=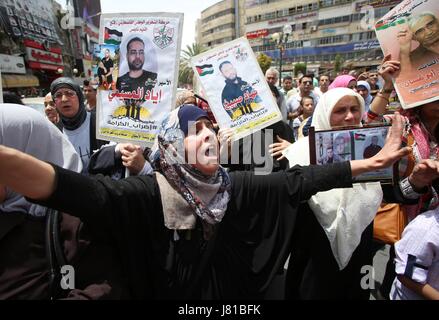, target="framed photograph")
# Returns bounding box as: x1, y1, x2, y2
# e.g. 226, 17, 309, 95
309, 125, 394, 183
